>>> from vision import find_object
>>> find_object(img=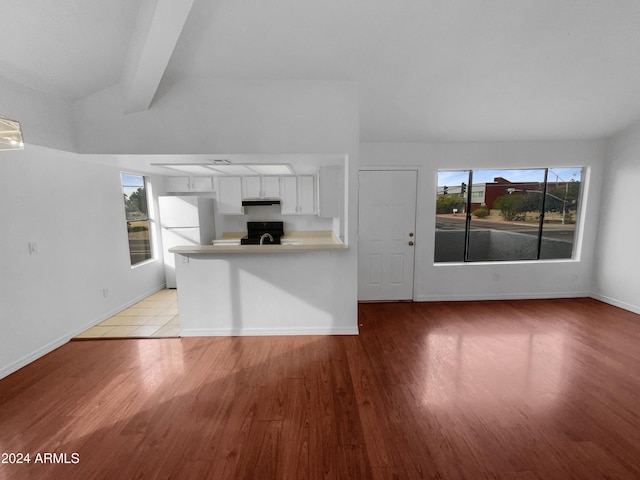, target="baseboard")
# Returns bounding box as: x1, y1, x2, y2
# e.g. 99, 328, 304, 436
180, 326, 359, 337
97, 283, 167, 323
0, 334, 73, 381
0, 283, 167, 380
68, 282, 168, 337
590, 293, 640, 316
415, 291, 591, 302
